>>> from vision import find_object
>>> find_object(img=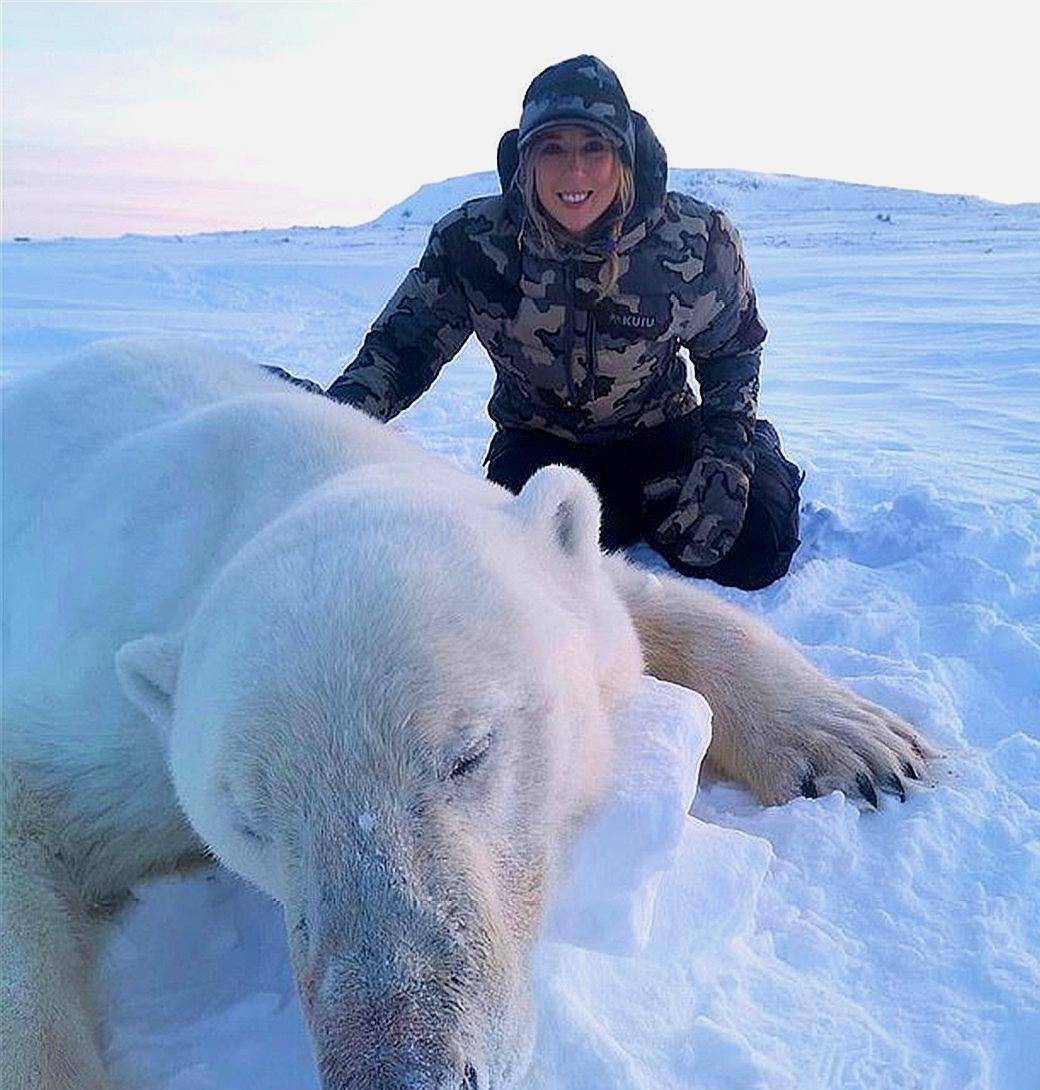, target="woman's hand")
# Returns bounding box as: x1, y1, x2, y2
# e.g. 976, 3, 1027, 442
650, 455, 750, 568
261, 364, 326, 397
